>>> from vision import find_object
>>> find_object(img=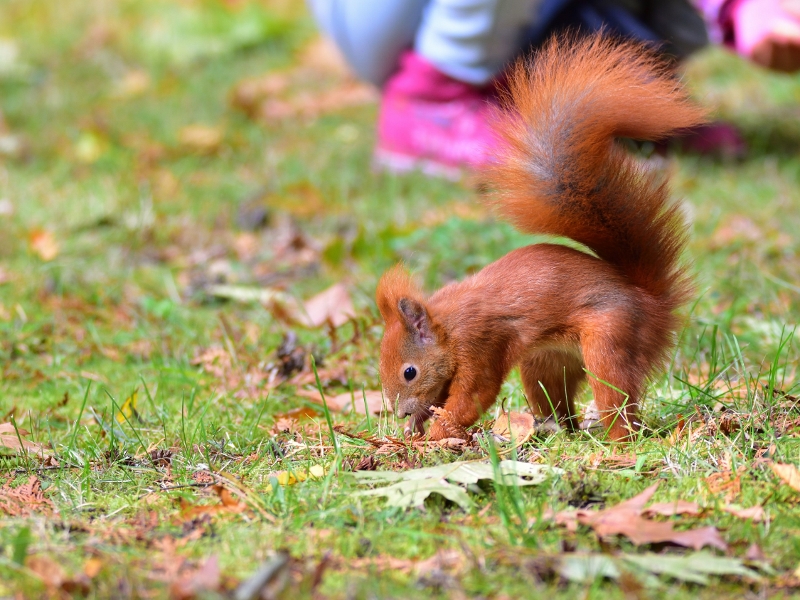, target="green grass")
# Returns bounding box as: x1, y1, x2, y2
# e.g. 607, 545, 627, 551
2, 1, 800, 598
